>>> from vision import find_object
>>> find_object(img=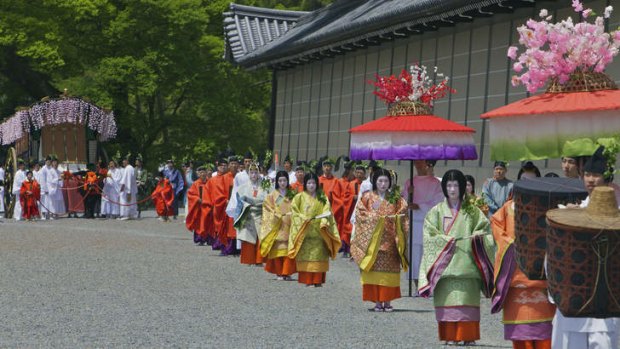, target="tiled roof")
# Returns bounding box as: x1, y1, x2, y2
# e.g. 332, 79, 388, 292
224, 0, 538, 70
223, 3, 309, 62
